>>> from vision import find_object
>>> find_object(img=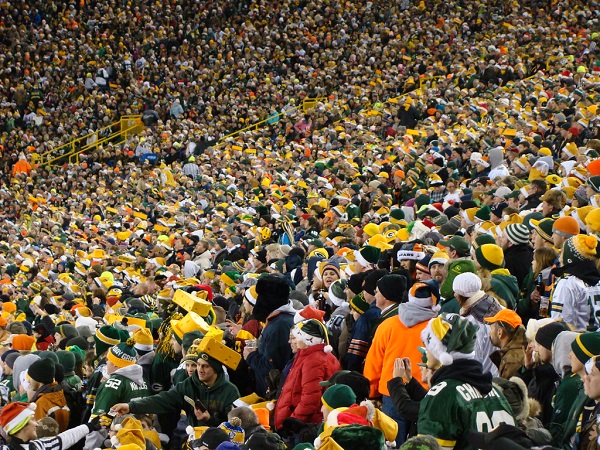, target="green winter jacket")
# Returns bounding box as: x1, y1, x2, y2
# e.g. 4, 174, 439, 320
490, 270, 519, 309
548, 371, 581, 441
150, 351, 181, 393
92, 364, 149, 416
553, 383, 590, 448
128, 371, 239, 427
439, 296, 460, 314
